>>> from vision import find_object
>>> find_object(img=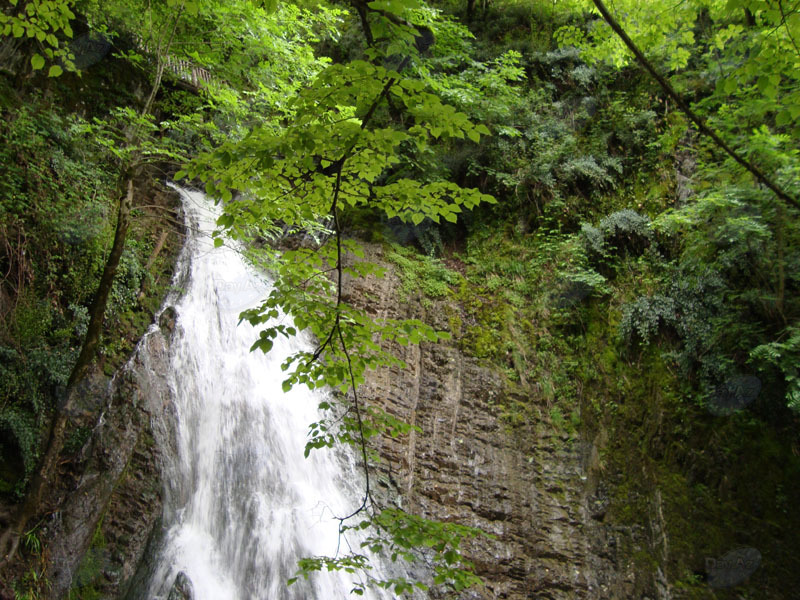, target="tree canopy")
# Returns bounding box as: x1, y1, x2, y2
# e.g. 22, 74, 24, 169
2, 0, 800, 596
